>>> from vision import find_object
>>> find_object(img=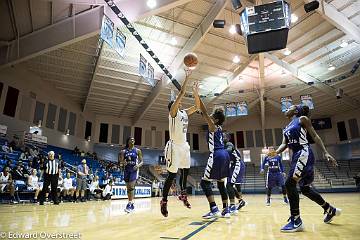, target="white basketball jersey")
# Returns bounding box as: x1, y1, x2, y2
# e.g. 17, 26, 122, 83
169, 110, 188, 144
29, 175, 38, 188
0, 172, 9, 183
